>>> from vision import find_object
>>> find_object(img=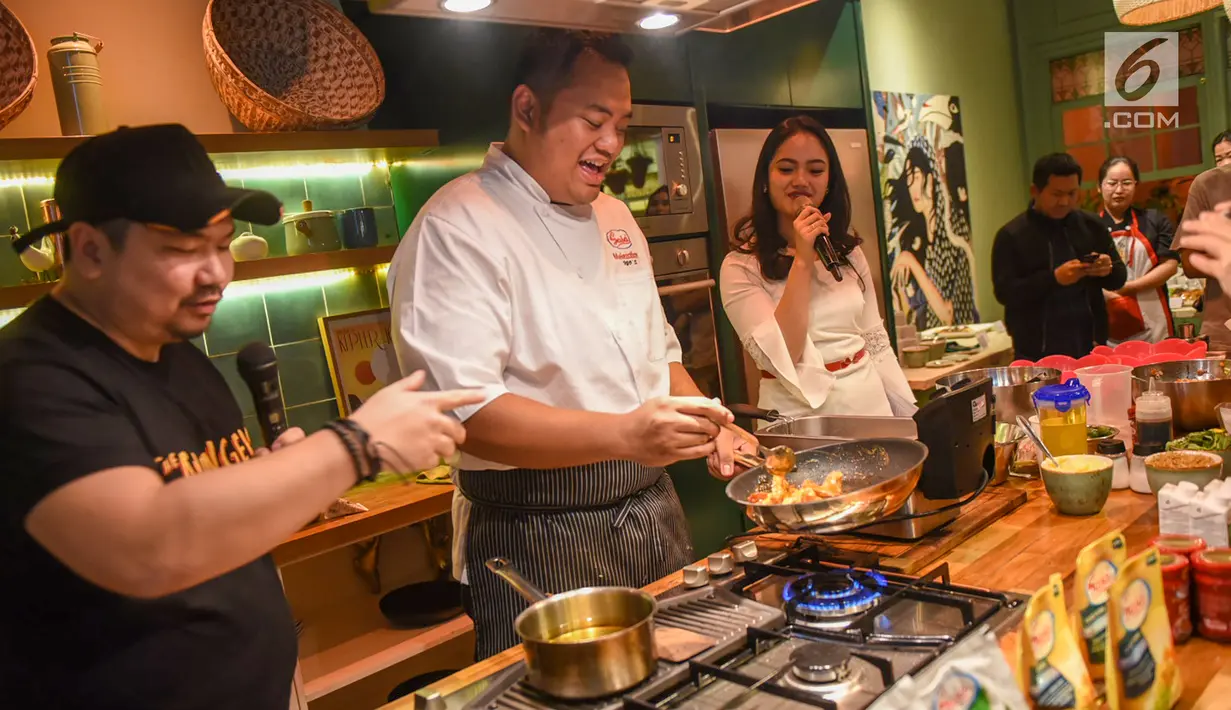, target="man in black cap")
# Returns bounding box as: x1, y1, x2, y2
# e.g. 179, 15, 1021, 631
0, 124, 482, 710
